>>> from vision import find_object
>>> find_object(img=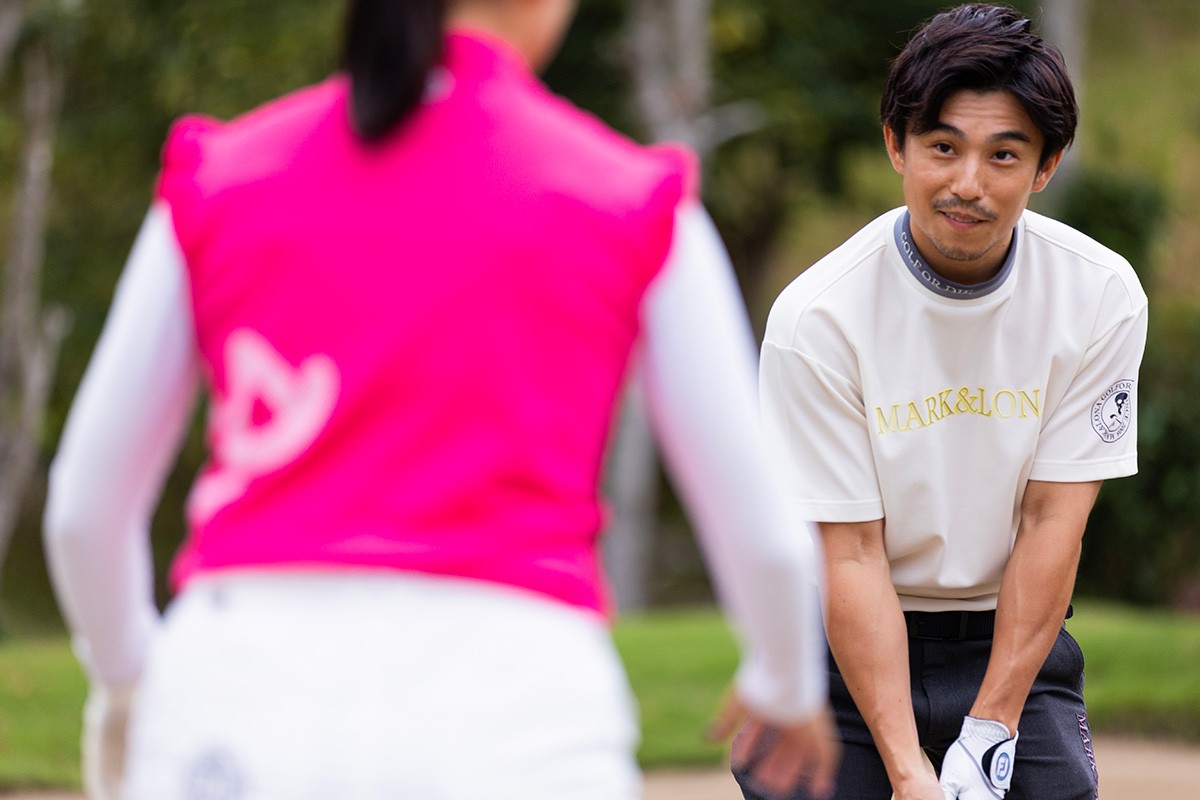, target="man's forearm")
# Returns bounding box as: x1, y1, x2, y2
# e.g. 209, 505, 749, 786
969, 533, 1079, 731
970, 480, 1101, 731
821, 522, 928, 789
